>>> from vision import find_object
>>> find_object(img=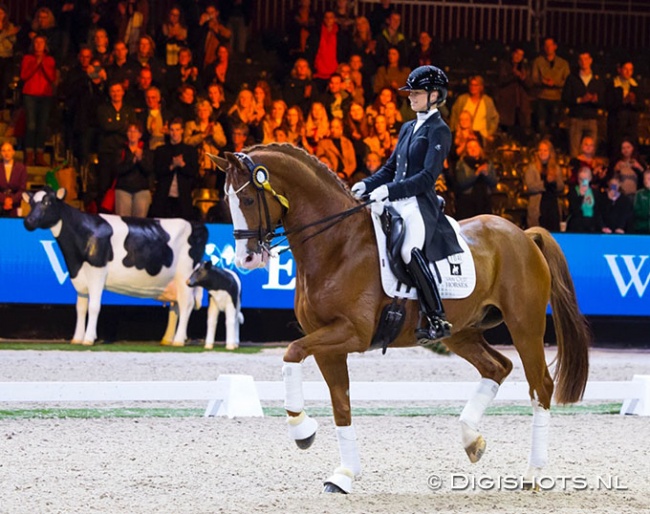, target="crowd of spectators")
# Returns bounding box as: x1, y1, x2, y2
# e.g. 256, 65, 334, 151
0, 1, 648, 234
